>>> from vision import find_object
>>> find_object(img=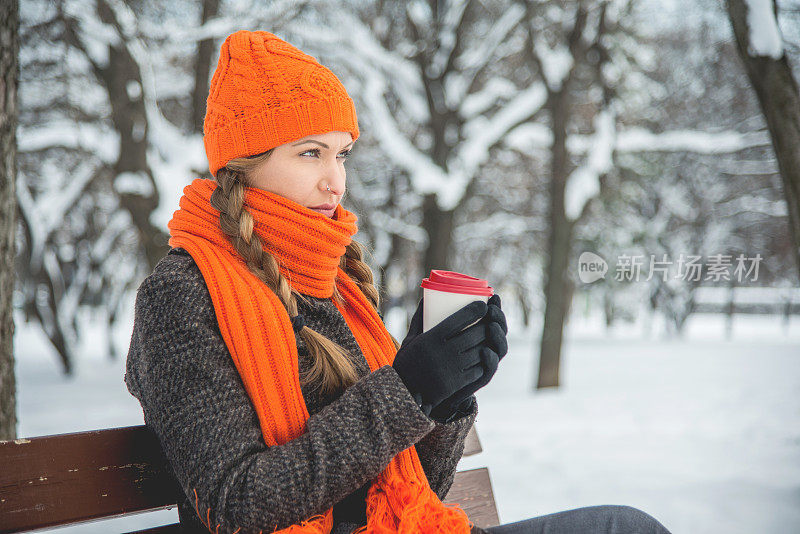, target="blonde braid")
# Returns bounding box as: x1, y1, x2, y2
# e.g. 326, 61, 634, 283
211, 164, 360, 396
340, 240, 402, 351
